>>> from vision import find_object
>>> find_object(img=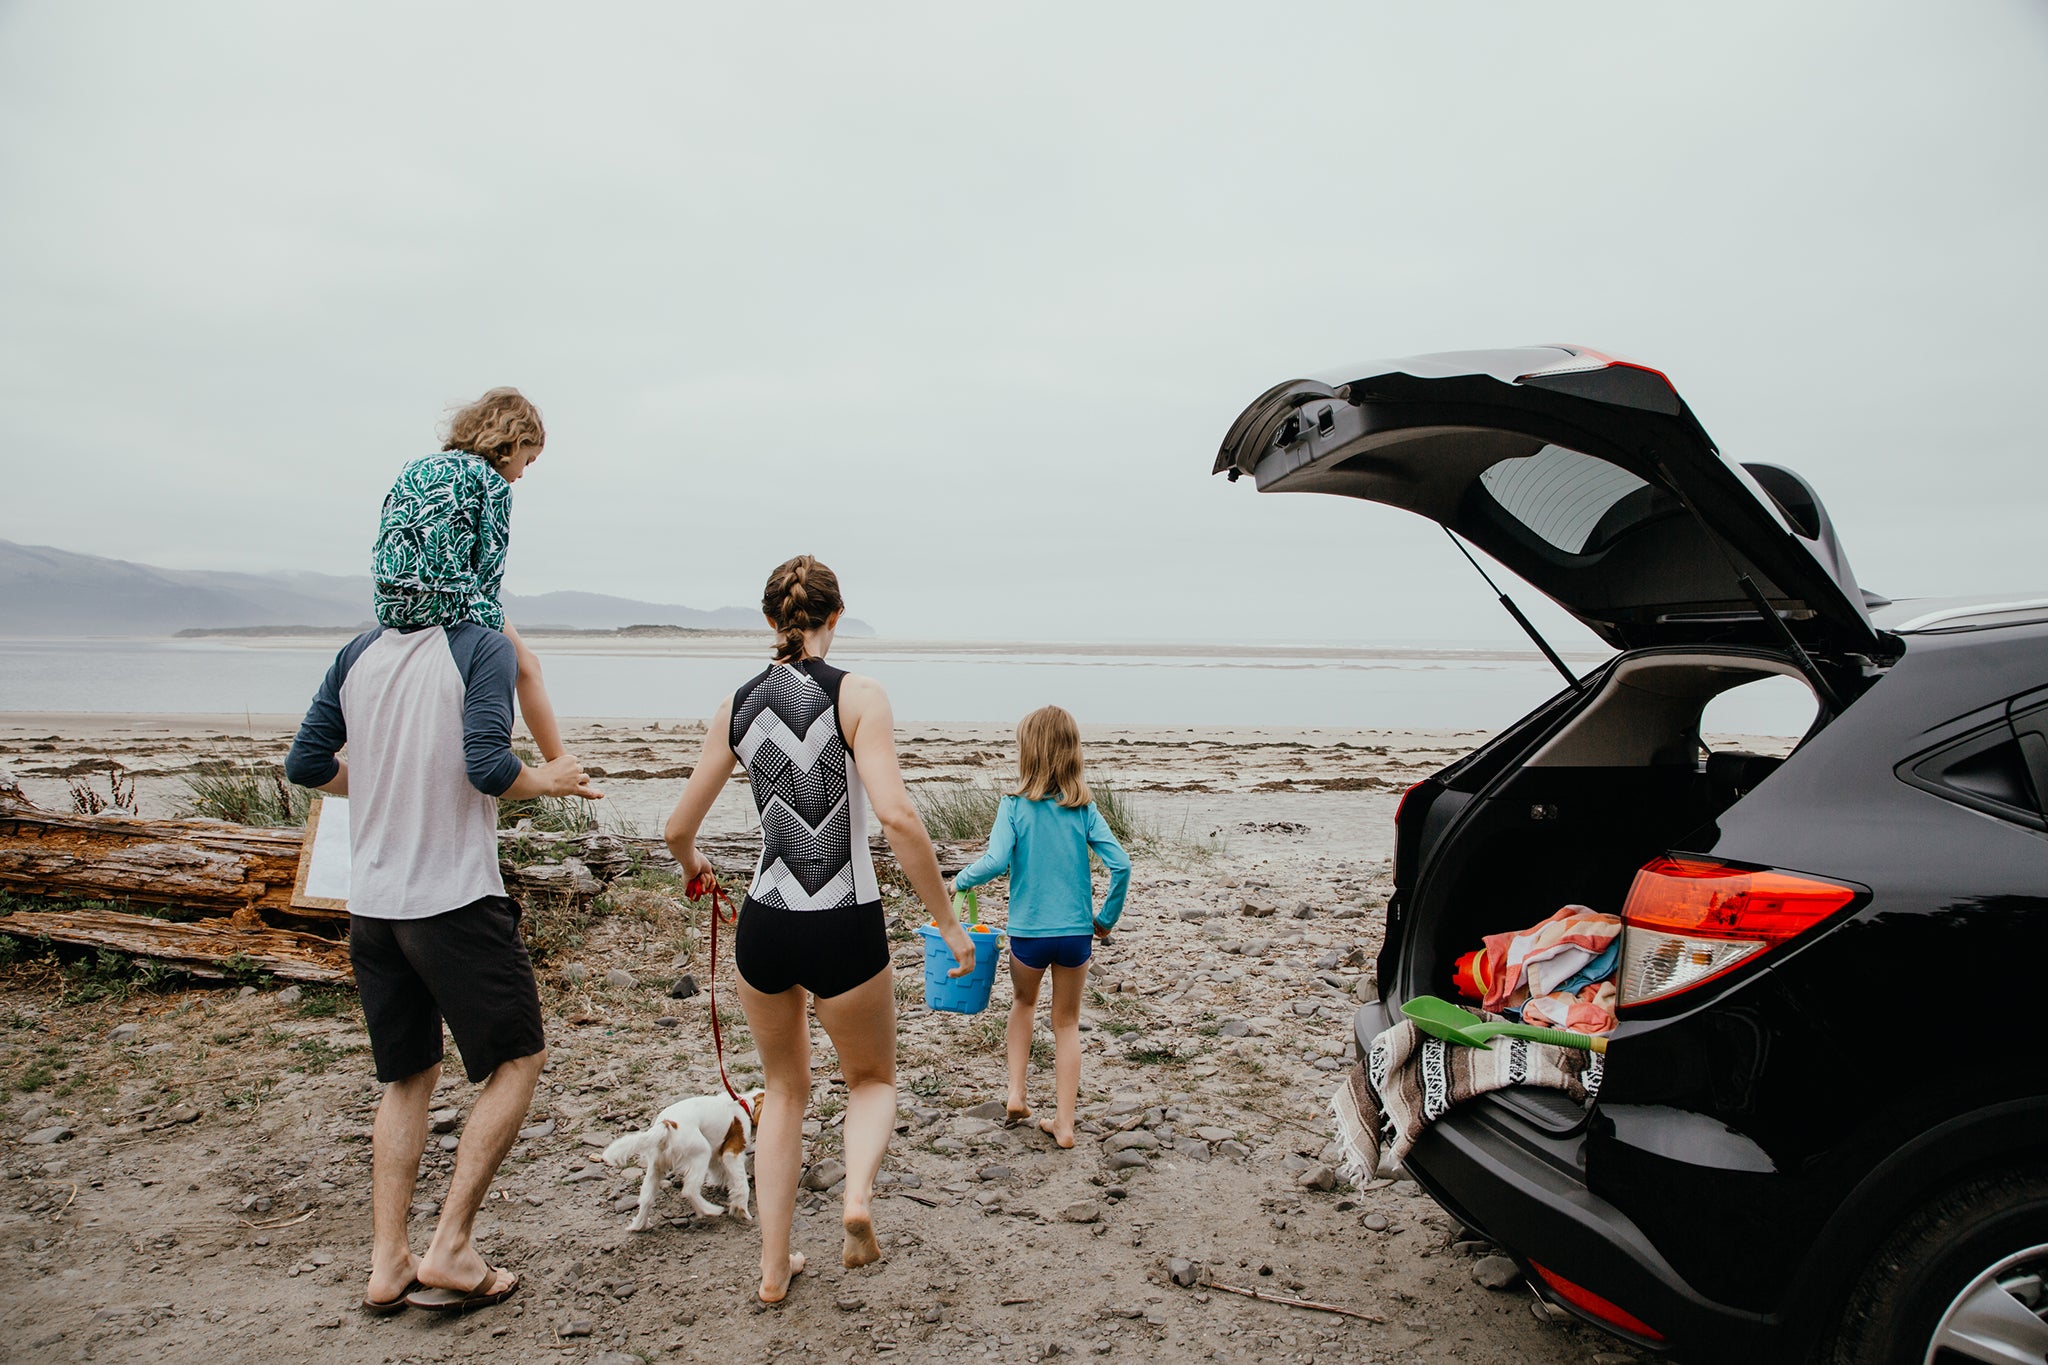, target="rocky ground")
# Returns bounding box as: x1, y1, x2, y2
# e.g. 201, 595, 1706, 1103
0, 717, 1646, 1365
